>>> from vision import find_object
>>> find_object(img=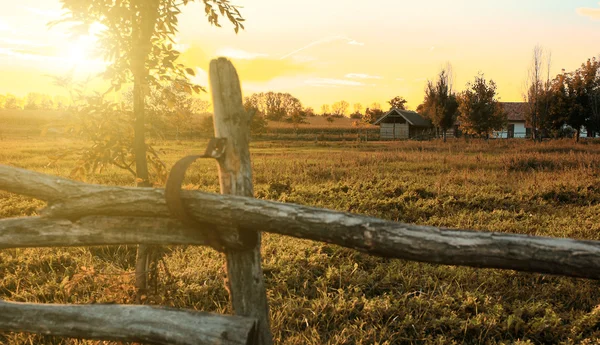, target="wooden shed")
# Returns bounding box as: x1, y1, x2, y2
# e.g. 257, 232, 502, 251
374, 108, 433, 140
